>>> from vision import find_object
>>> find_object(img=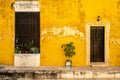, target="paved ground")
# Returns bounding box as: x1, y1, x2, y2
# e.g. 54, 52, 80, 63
1, 78, 120, 80
0, 65, 120, 80
1, 65, 120, 71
